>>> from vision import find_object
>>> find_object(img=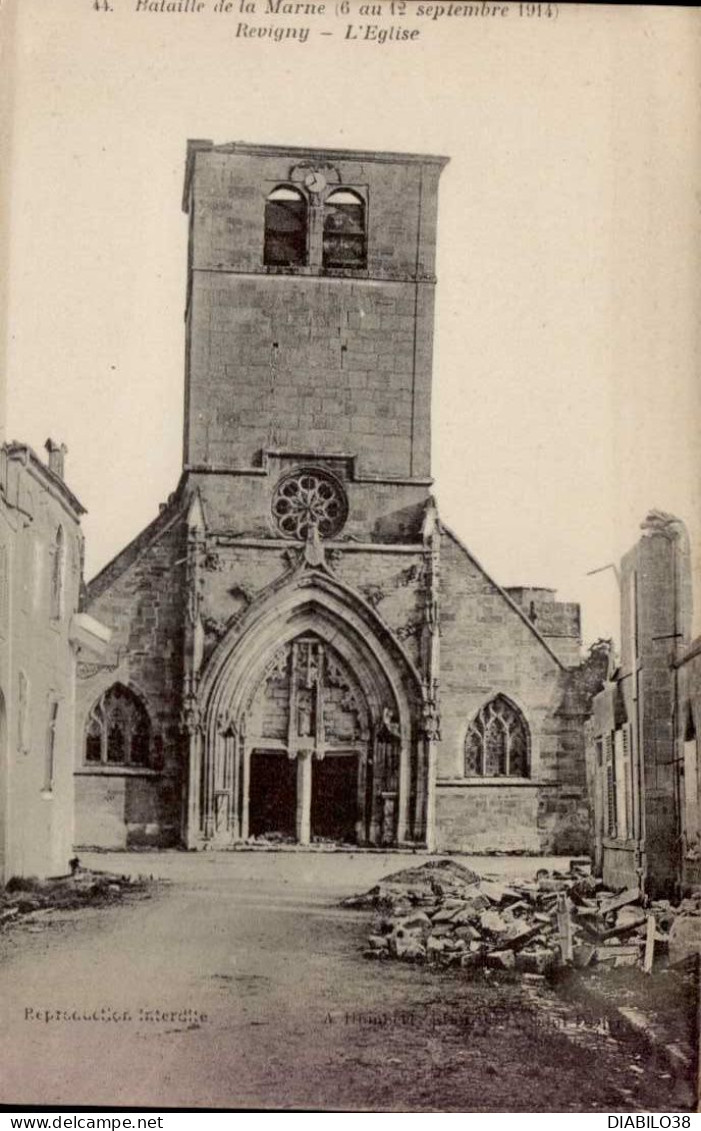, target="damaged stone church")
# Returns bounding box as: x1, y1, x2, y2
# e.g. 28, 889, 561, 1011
74, 141, 603, 855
